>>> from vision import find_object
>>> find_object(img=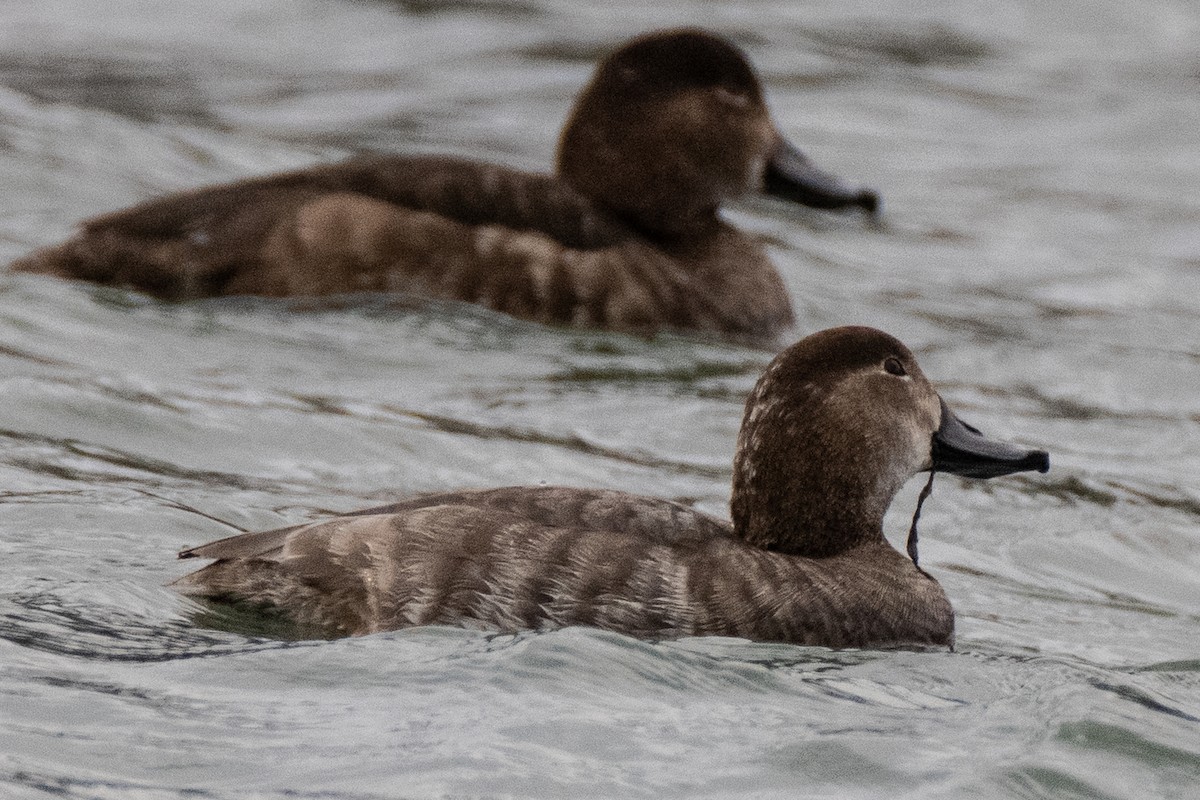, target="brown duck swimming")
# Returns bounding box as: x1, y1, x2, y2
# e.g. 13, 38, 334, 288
172, 327, 1049, 648
11, 29, 877, 346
